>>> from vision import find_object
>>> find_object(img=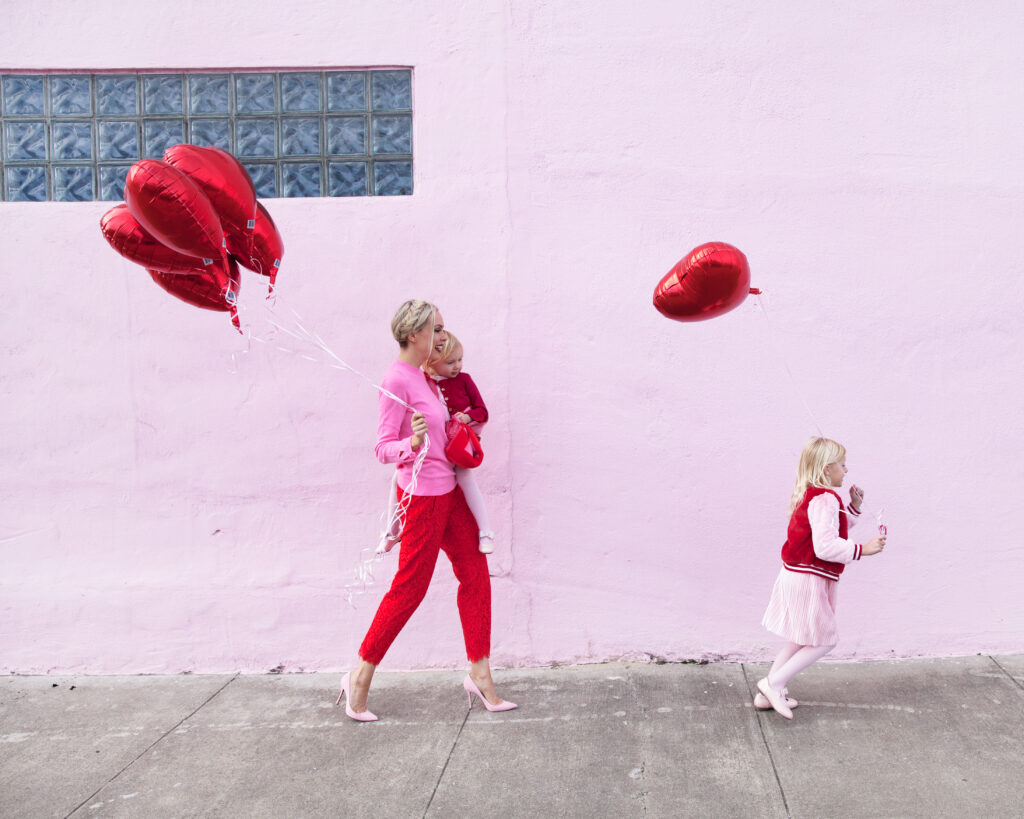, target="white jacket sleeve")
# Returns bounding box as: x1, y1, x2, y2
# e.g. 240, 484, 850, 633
808, 494, 862, 563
